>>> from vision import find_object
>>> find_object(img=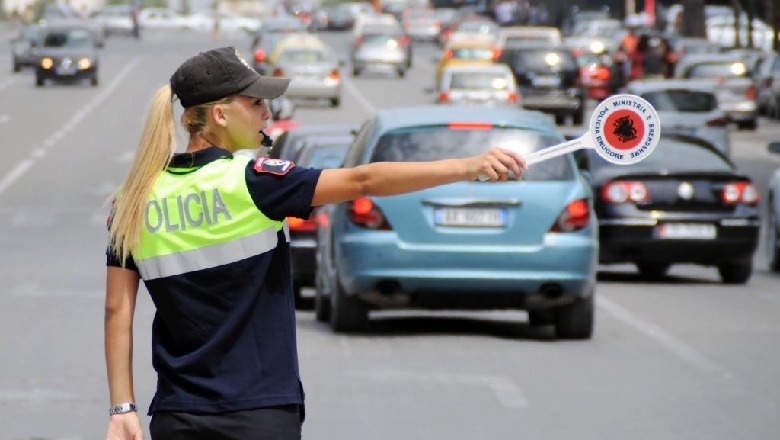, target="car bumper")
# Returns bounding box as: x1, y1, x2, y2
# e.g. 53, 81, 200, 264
598, 219, 760, 264
720, 101, 757, 120
521, 91, 583, 111
336, 232, 598, 299
286, 80, 340, 99
37, 67, 96, 81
